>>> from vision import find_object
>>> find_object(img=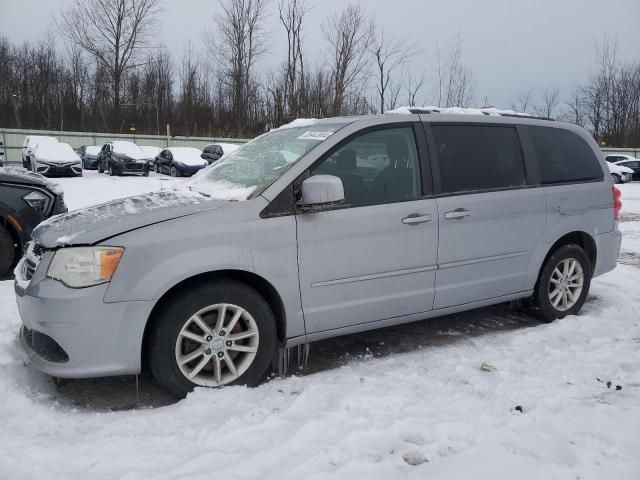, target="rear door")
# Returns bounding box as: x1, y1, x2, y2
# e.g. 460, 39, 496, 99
296, 124, 439, 334
426, 123, 547, 309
